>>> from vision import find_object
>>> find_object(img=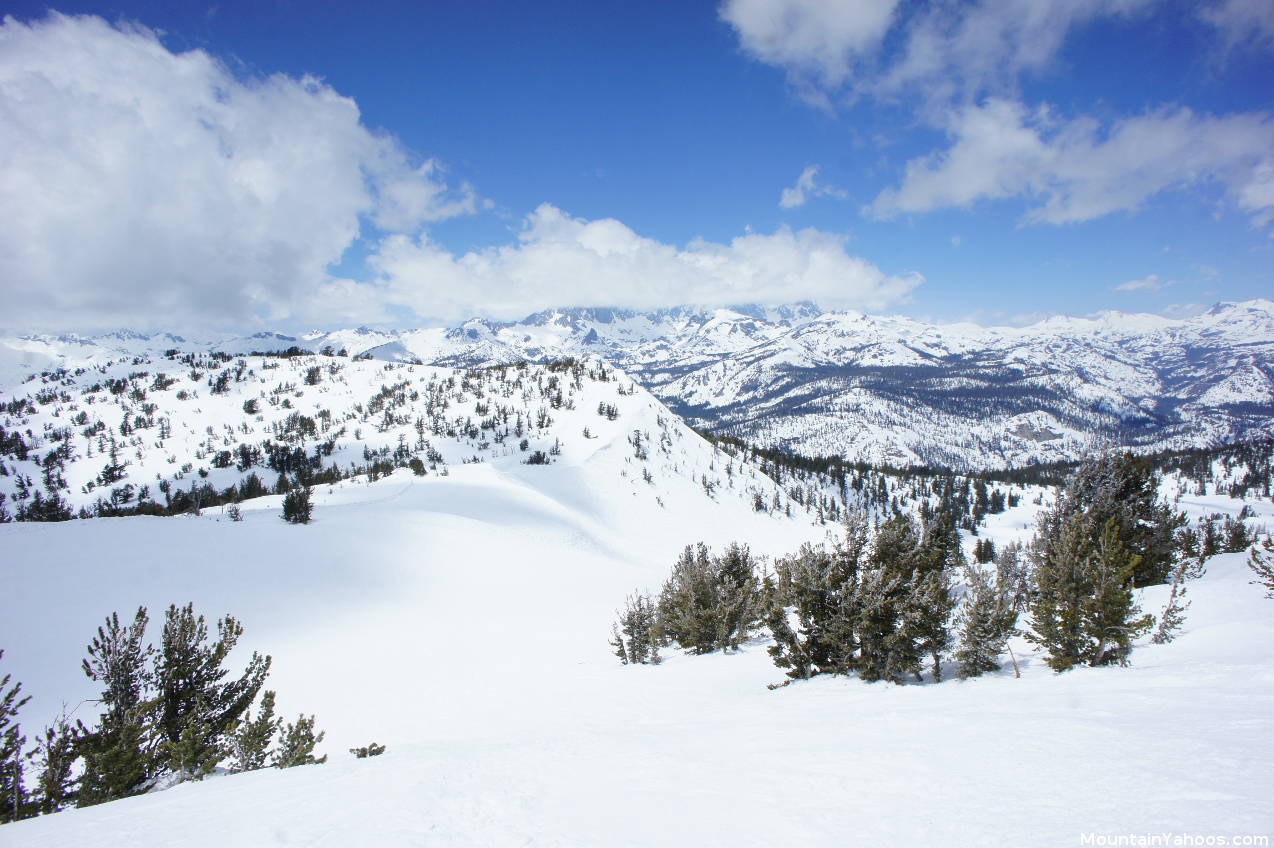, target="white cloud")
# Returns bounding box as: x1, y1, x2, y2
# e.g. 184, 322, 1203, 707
1201, 0, 1274, 51
0, 13, 478, 333
369, 204, 921, 322
779, 164, 847, 208
869, 99, 1274, 229
876, 0, 1154, 112
720, 0, 1156, 109
719, 0, 899, 100
1113, 274, 1170, 293
1160, 303, 1208, 319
